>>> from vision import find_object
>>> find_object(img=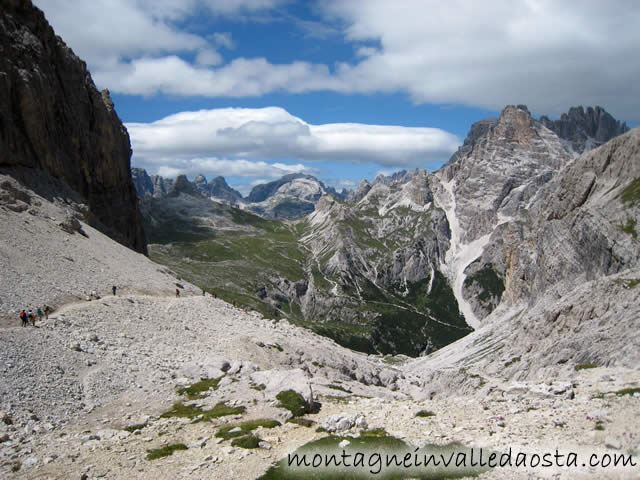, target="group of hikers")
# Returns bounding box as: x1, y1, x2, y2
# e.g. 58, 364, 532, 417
19, 305, 50, 327
19, 286, 230, 327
